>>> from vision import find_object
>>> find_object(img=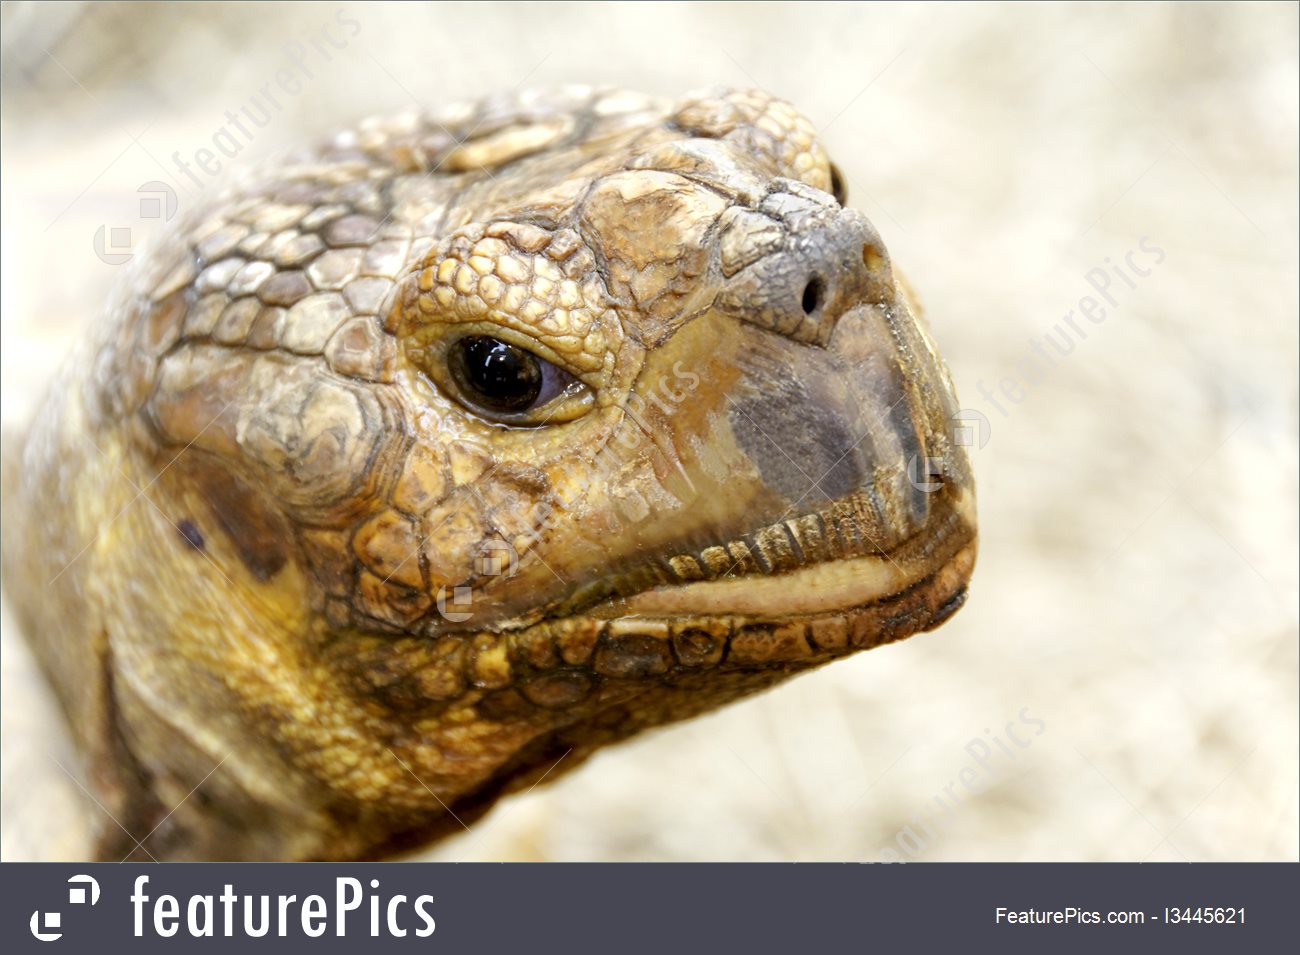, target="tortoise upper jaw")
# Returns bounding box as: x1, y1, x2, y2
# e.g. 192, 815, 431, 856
613, 488, 975, 620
